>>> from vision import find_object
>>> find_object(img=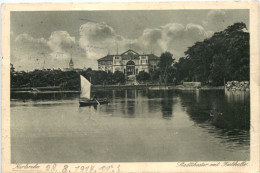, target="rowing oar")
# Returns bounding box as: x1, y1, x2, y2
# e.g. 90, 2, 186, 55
95, 98, 100, 105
